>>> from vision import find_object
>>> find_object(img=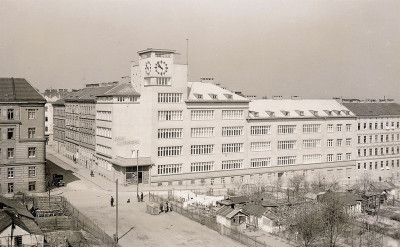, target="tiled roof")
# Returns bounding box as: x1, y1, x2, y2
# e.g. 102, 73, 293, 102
0, 211, 12, 233
242, 204, 267, 217
65, 85, 116, 102
342, 103, 400, 116
0, 211, 42, 235
187, 82, 250, 102
216, 206, 246, 219
0, 196, 34, 219
249, 99, 354, 119
0, 78, 45, 102
53, 98, 66, 106
101, 83, 140, 96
